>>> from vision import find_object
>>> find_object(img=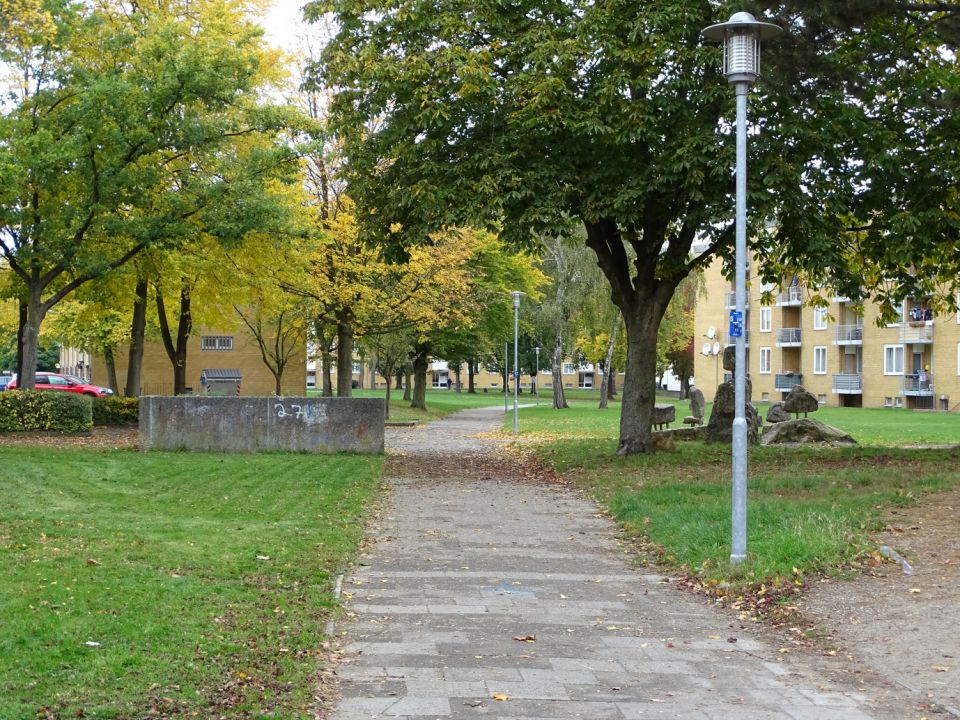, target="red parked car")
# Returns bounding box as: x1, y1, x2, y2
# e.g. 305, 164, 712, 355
5, 372, 114, 397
